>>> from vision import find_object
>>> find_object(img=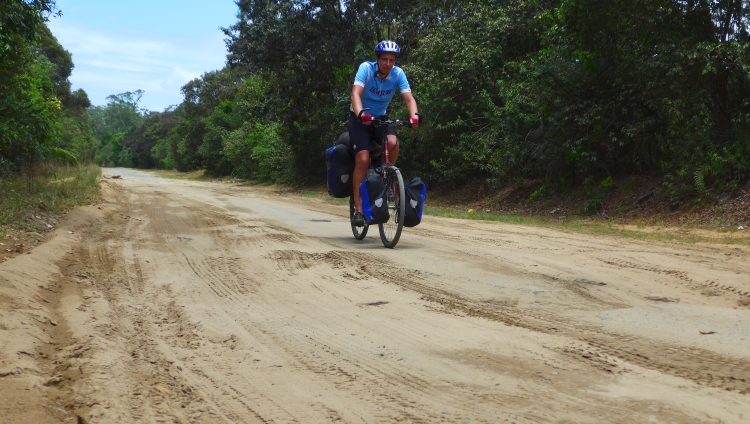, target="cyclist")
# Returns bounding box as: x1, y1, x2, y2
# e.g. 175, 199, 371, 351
350, 40, 420, 227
